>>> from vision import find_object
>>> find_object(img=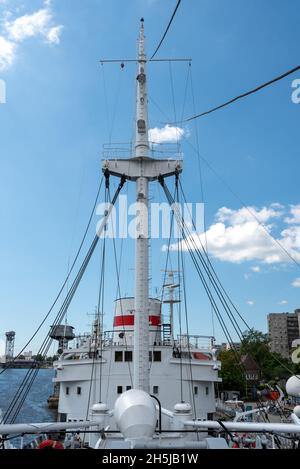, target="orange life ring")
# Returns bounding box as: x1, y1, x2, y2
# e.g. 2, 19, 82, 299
269, 391, 280, 401
37, 439, 64, 450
